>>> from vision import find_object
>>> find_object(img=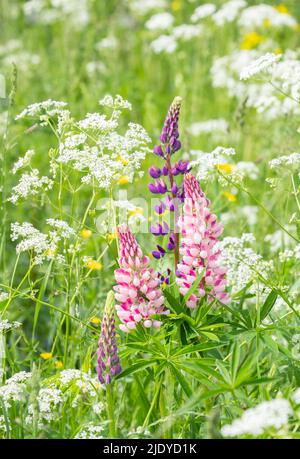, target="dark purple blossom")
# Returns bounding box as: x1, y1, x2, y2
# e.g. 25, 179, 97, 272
96, 291, 121, 385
